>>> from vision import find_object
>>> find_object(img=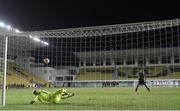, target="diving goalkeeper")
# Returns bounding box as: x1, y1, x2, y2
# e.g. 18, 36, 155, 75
30, 89, 75, 104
